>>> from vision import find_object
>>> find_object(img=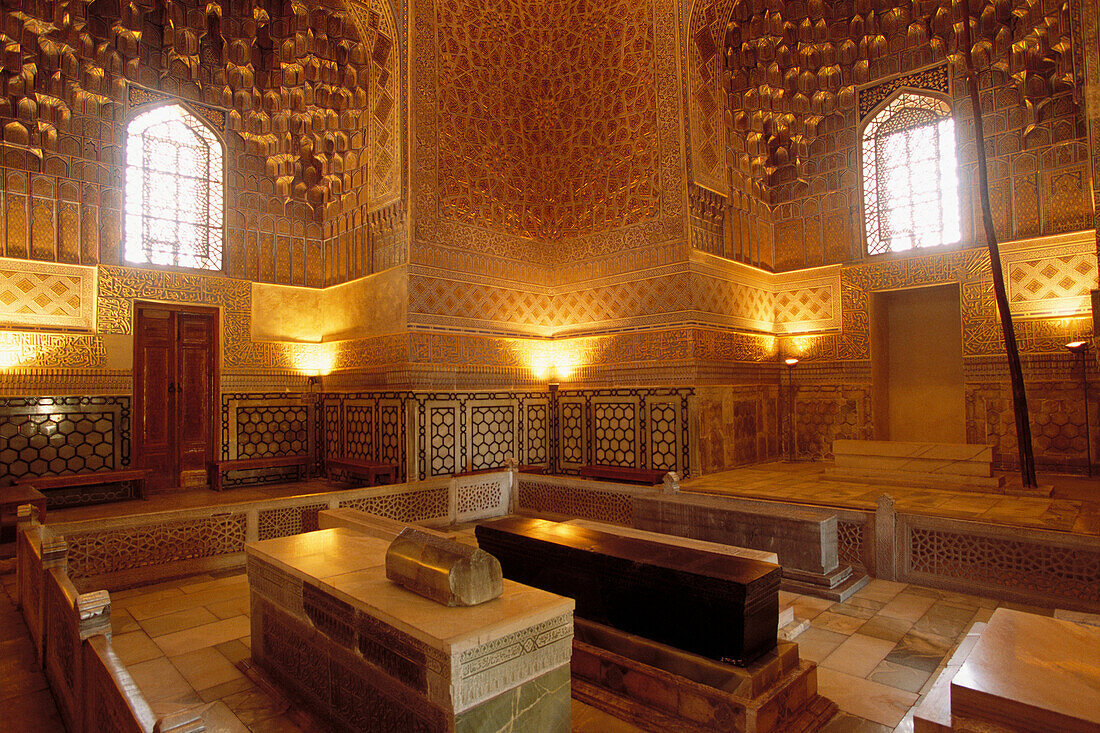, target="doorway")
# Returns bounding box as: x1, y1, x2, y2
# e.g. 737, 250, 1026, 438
133, 302, 219, 491
872, 284, 966, 443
